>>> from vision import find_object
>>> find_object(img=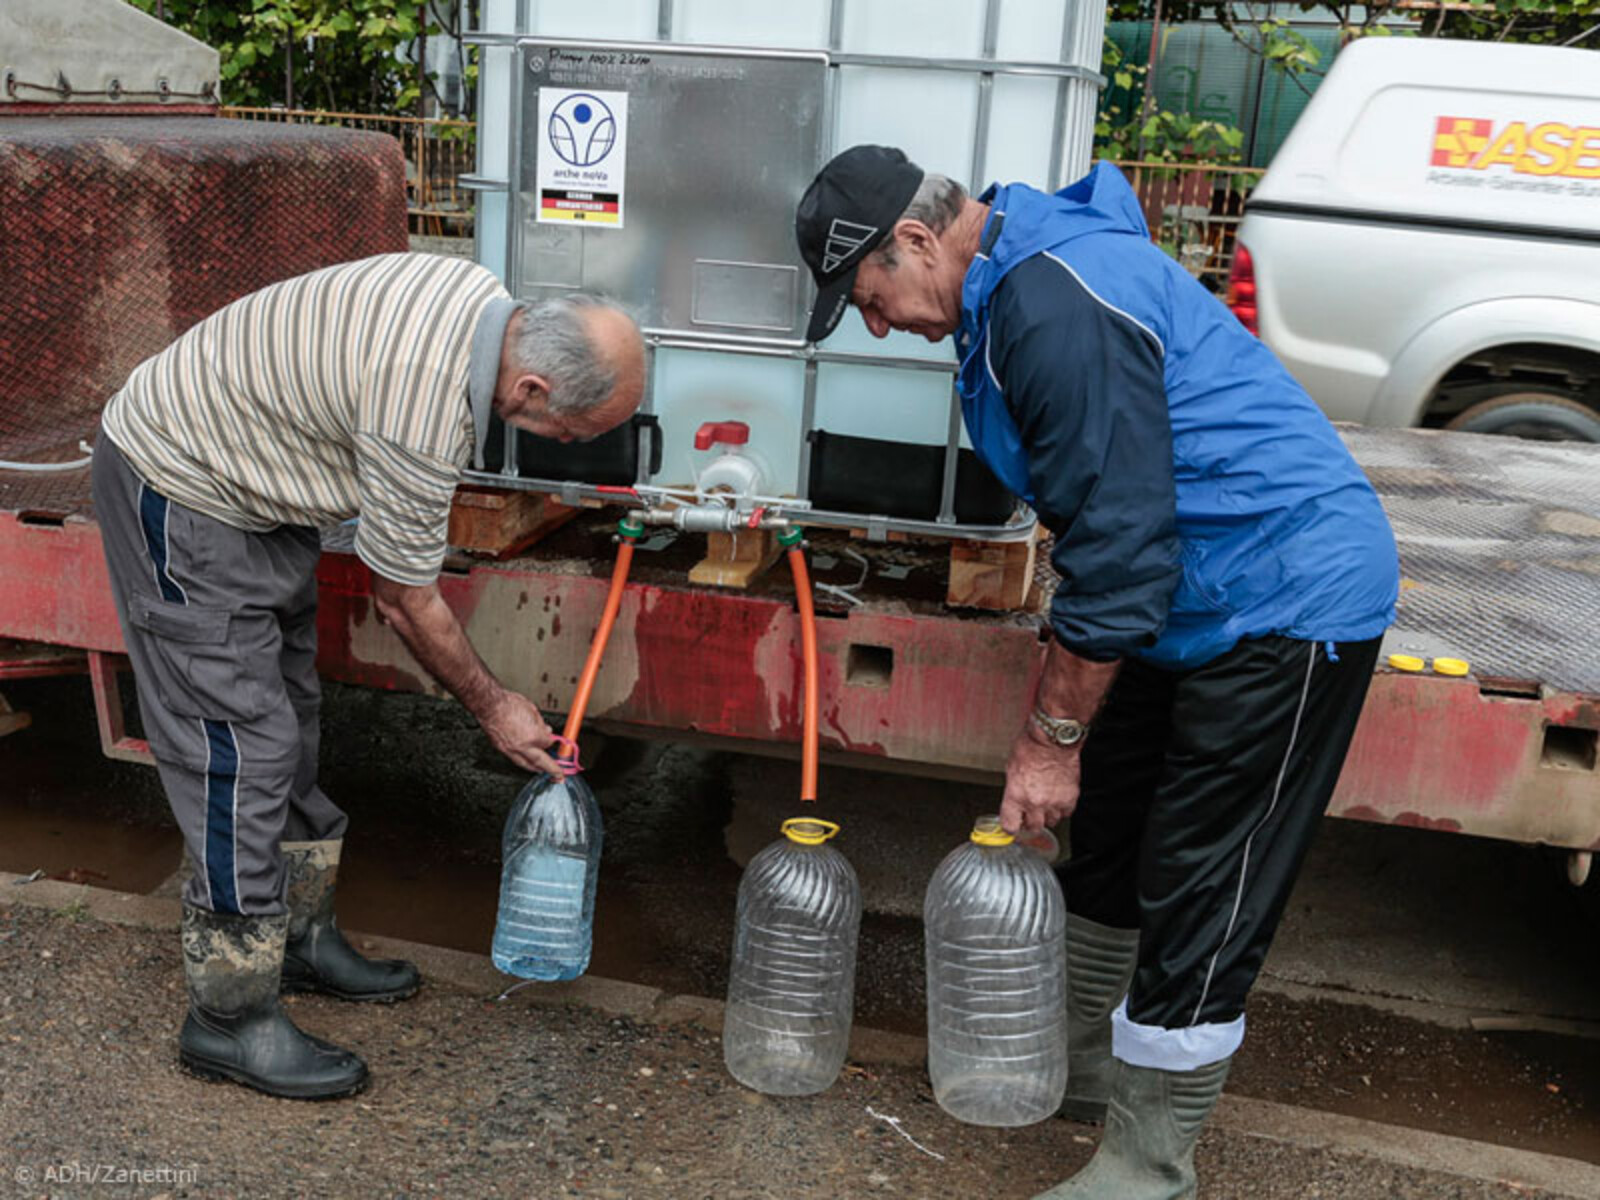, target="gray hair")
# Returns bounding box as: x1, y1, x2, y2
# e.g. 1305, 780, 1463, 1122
871, 173, 968, 269
508, 294, 636, 416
